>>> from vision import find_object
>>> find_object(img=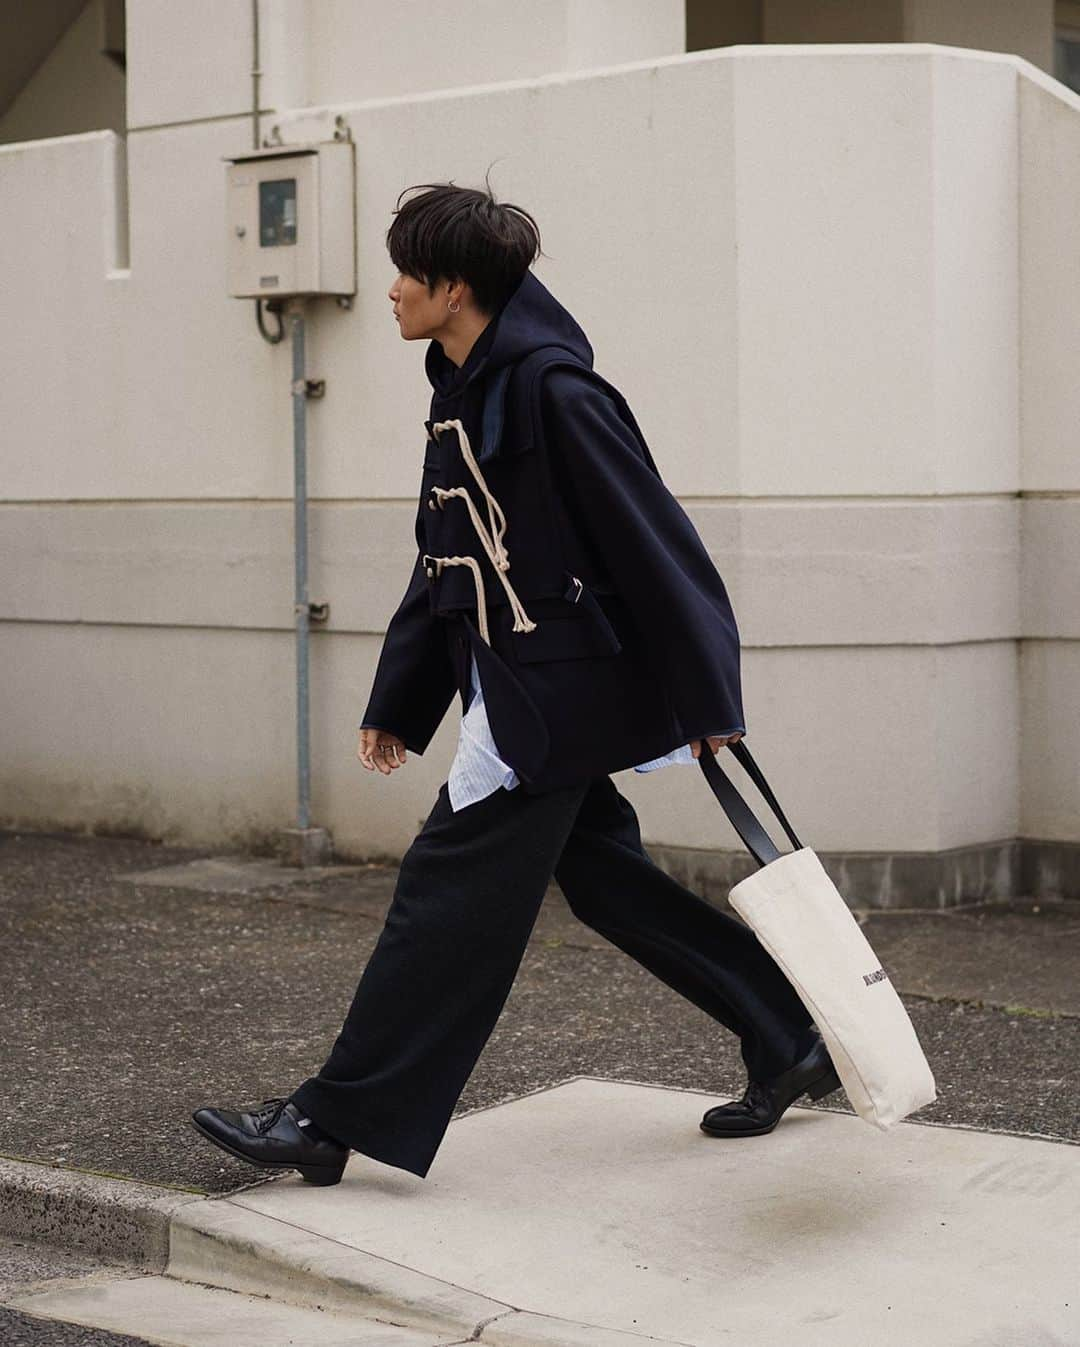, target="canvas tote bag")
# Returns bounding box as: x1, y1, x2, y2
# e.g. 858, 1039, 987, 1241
697, 738, 937, 1130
